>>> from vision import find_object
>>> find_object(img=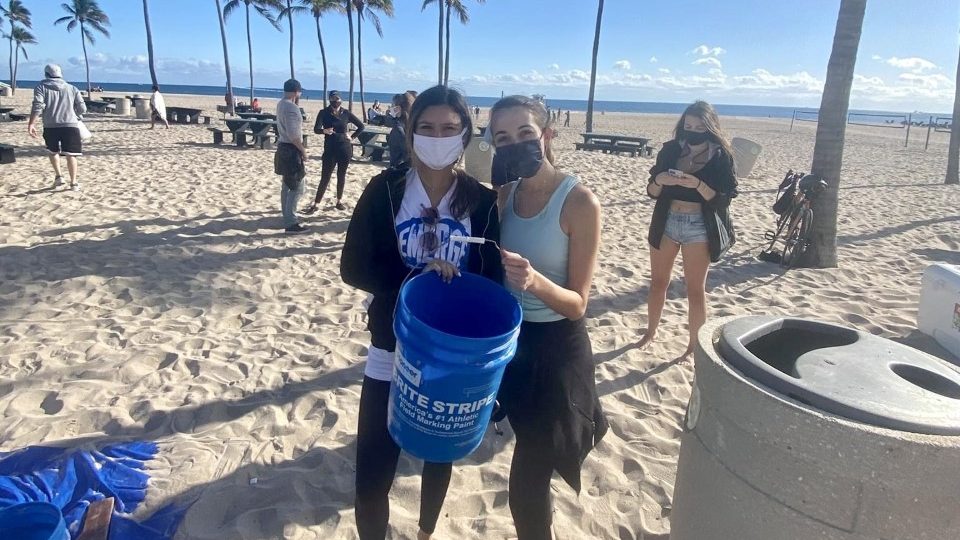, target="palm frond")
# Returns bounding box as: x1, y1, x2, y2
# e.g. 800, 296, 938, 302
254, 5, 282, 30
222, 0, 241, 19
53, 15, 74, 27
82, 26, 95, 45
447, 0, 469, 24
421, 0, 437, 10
